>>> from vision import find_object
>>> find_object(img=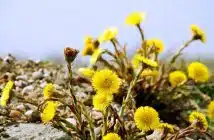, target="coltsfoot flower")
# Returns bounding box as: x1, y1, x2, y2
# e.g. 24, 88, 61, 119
125, 12, 145, 25
132, 54, 158, 68
188, 62, 209, 83
102, 133, 121, 140
189, 111, 208, 131
64, 47, 79, 63
41, 101, 59, 123
134, 106, 160, 131
169, 71, 187, 87
141, 69, 159, 77
99, 27, 118, 43
158, 123, 174, 133
82, 36, 98, 56
0, 81, 14, 107
93, 93, 113, 111
43, 83, 54, 99
90, 49, 104, 65
92, 69, 121, 94
152, 39, 164, 53
191, 24, 206, 43
78, 68, 95, 78
207, 100, 214, 119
